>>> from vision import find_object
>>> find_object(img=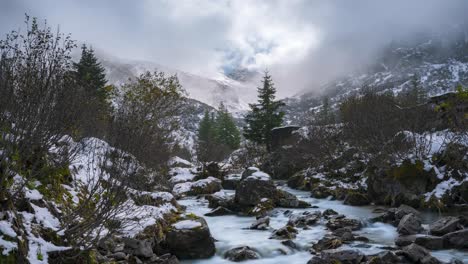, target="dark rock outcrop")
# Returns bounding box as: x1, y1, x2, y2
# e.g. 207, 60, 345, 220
429, 216, 462, 236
